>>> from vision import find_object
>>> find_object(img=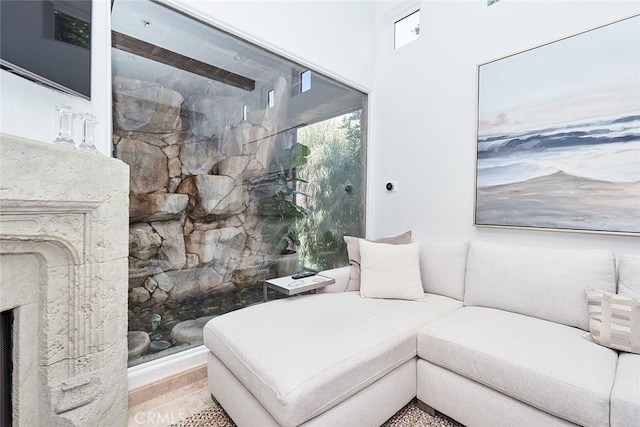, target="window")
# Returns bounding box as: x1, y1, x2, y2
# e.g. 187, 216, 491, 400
300, 70, 311, 93
267, 89, 275, 108
111, 0, 367, 367
394, 9, 420, 49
